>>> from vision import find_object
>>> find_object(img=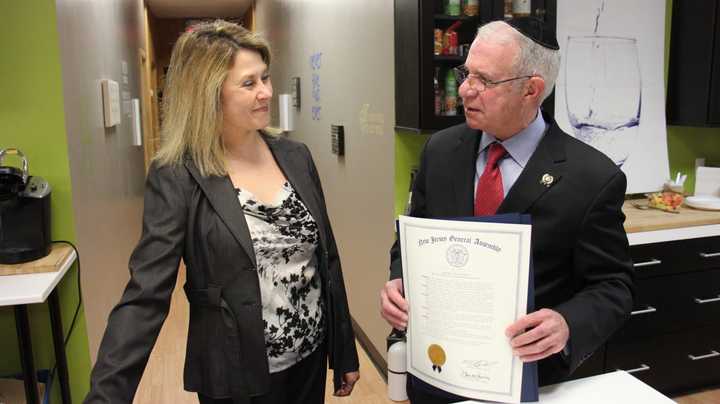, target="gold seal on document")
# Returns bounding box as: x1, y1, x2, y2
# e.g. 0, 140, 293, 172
428, 344, 447, 372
